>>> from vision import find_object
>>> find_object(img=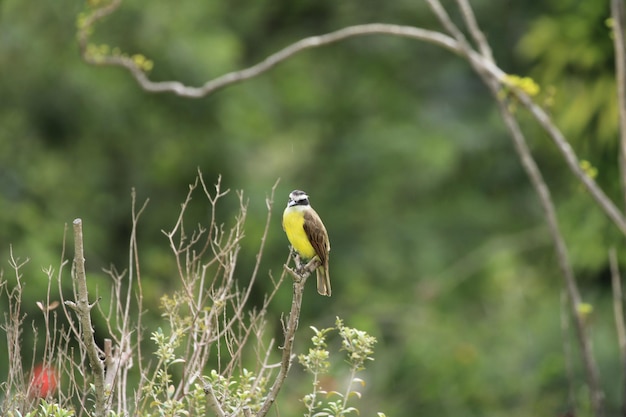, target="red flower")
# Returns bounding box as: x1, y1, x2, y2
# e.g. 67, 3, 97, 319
28, 365, 57, 398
